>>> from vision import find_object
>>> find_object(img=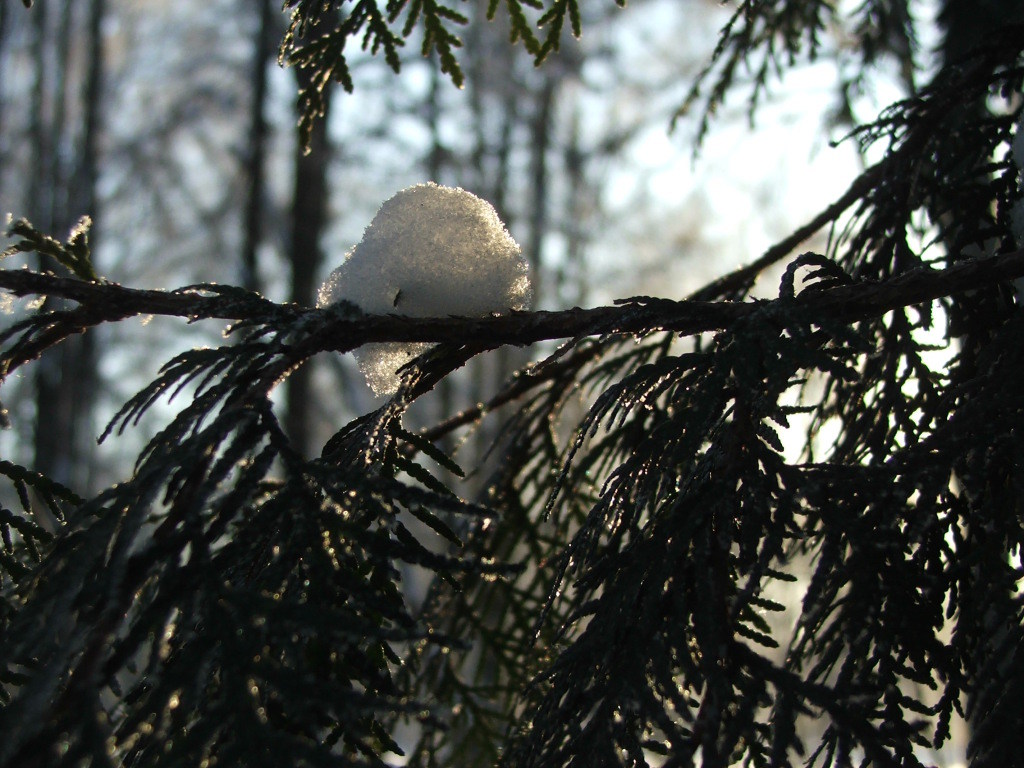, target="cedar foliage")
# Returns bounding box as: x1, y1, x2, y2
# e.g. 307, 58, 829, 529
1, 1, 1024, 766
